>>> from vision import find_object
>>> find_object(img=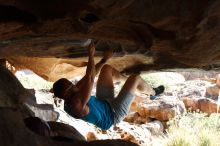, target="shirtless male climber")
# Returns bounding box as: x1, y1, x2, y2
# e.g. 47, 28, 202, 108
53, 43, 165, 130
